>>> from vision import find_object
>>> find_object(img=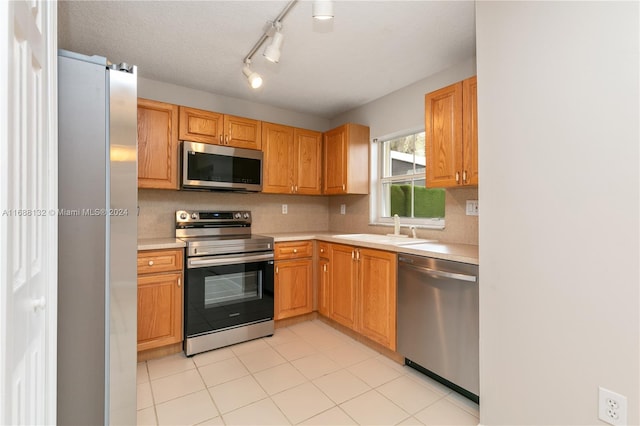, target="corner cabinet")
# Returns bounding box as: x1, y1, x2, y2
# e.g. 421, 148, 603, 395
323, 123, 370, 195
274, 241, 314, 320
323, 242, 397, 350
137, 98, 179, 189
424, 75, 478, 188
178, 106, 262, 150
137, 249, 184, 352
